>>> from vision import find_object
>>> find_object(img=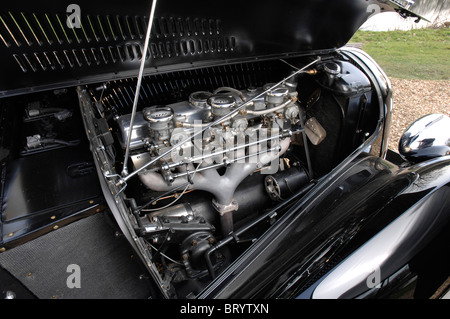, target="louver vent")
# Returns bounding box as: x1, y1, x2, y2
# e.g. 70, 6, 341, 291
87, 59, 286, 115
0, 11, 236, 73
